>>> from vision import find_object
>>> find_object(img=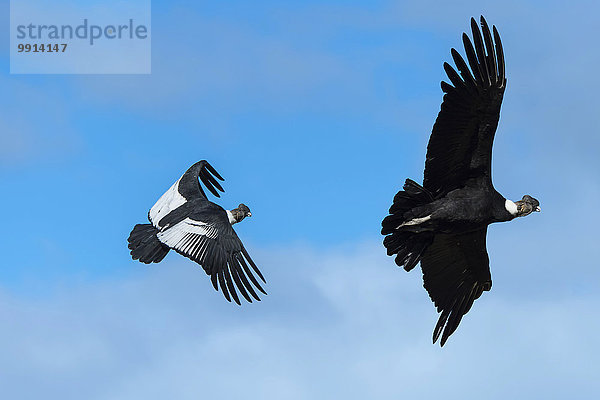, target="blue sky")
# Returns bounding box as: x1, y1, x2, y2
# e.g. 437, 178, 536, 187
1, 0, 599, 398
